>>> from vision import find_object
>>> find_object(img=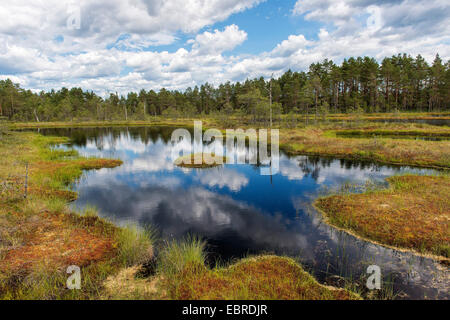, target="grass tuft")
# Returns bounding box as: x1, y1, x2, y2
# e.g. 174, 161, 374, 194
116, 224, 156, 267
157, 235, 207, 278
